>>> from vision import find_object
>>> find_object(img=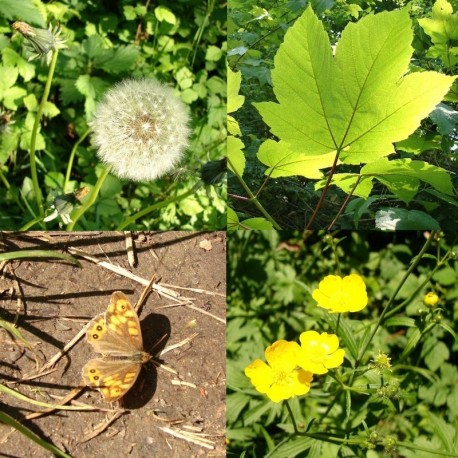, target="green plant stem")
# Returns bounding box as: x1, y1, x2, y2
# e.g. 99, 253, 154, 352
20, 215, 44, 230
284, 399, 299, 434
351, 230, 438, 376
63, 128, 91, 192
384, 250, 452, 320
228, 156, 281, 230
66, 166, 111, 230
305, 149, 341, 230
116, 184, 201, 230
191, 0, 215, 68
29, 49, 59, 216
0, 167, 26, 213
328, 175, 362, 230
